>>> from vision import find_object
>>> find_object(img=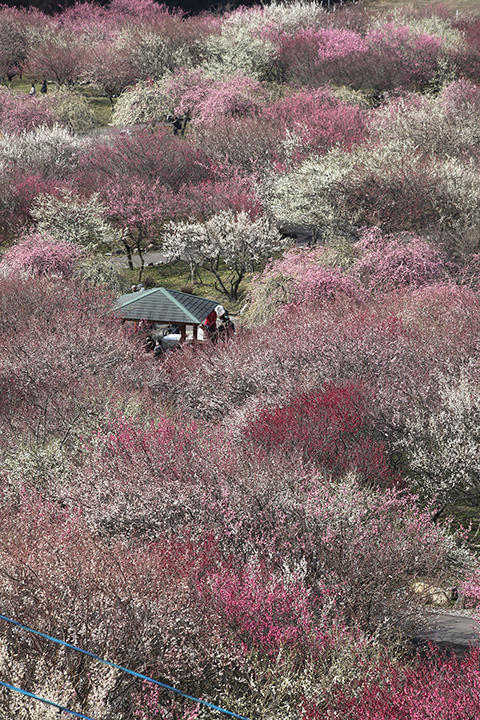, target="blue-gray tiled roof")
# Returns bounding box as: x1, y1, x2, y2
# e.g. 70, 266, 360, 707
114, 288, 219, 325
